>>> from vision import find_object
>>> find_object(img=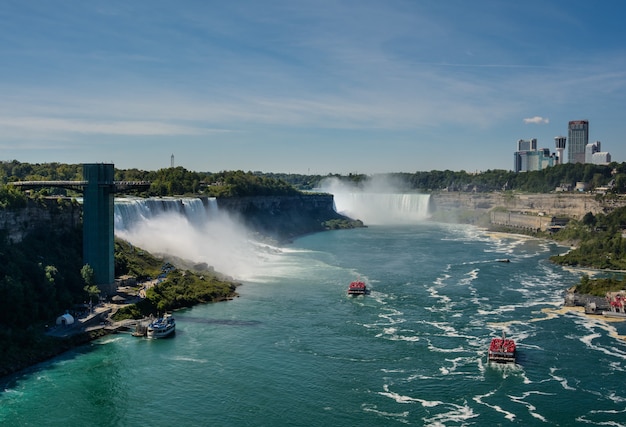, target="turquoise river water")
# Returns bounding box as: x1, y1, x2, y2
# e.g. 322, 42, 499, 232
1, 194, 626, 426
